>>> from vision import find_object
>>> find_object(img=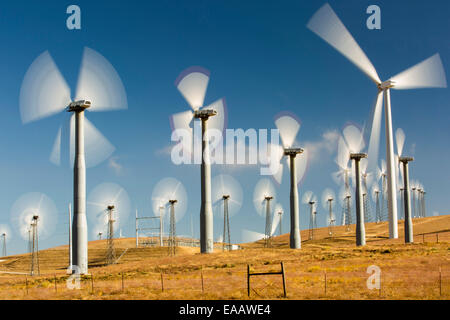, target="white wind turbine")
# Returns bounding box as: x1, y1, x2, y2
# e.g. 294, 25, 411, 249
0, 225, 12, 257
251, 178, 278, 247
19, 47, 127, 274
302, 191, 317, 240
307, 3, 447, 239
272, 113, 308, 249
321, 188, 336, 236
170, 67, 226, 254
